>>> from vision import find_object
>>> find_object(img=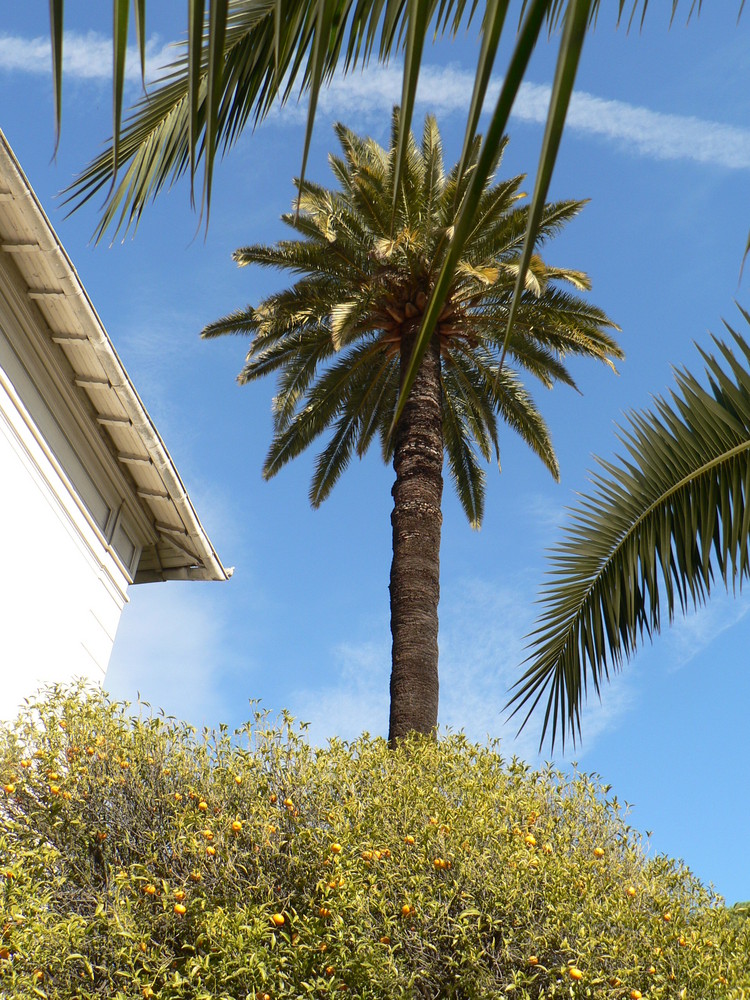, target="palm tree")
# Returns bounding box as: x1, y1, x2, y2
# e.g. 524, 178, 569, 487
507, 310, 750, 751
202, 110, 622, 743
